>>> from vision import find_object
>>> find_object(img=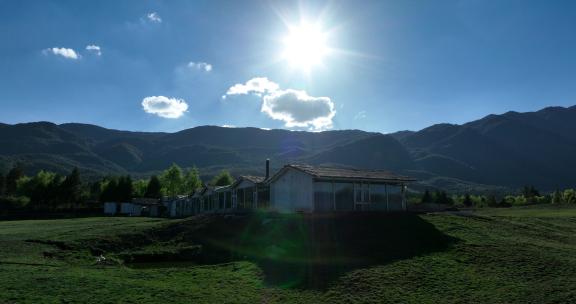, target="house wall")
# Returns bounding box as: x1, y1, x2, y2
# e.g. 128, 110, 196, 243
103, 202, 117, 215
120, 202, 142, 216
270, 168, 313, 212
